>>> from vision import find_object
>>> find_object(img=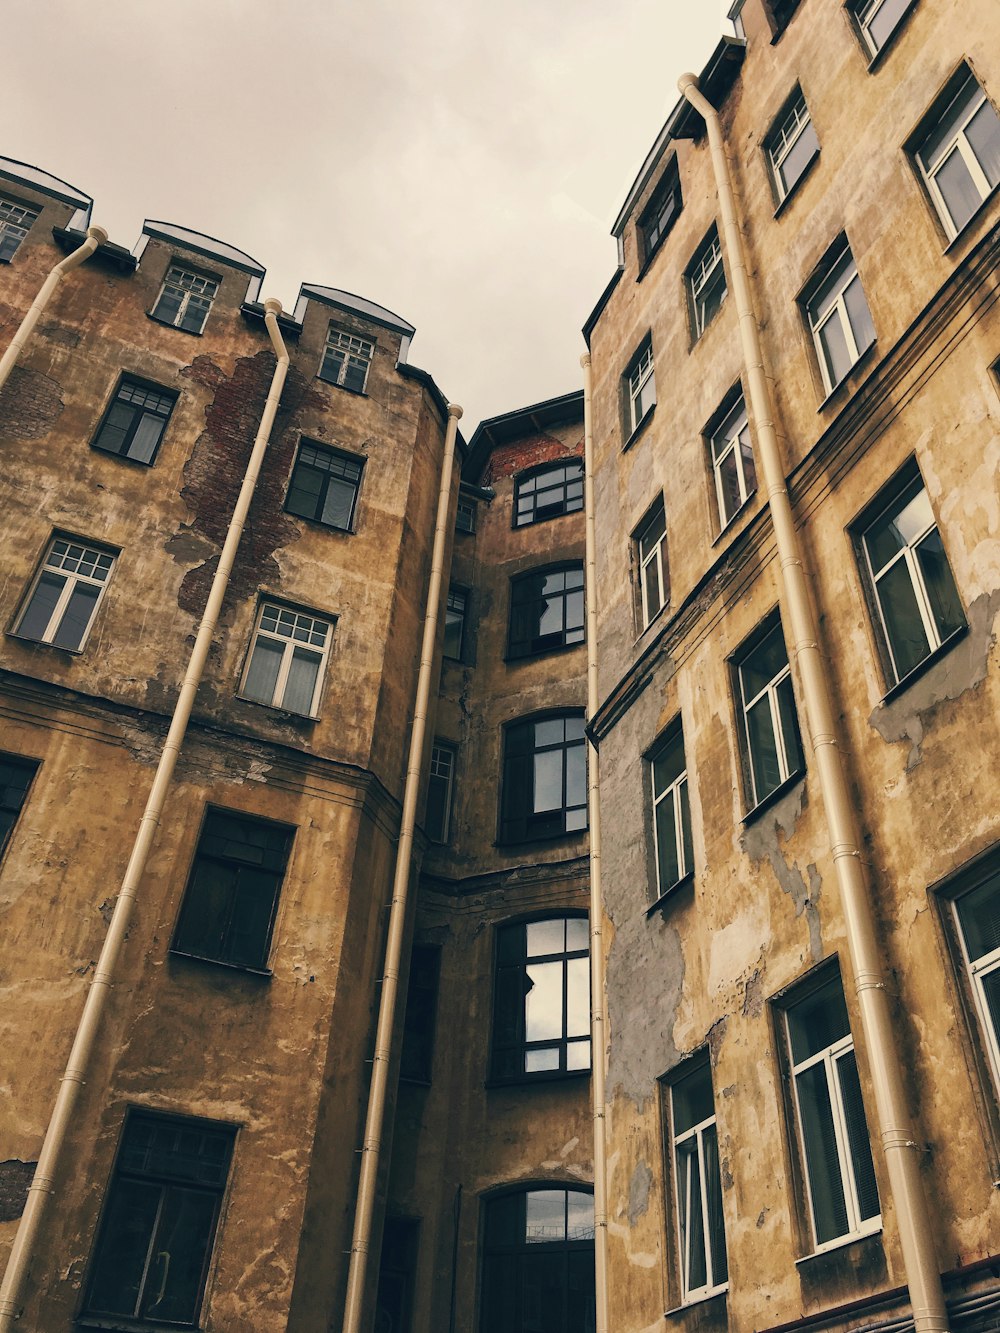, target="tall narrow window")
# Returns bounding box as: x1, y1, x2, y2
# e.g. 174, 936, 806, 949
285, 440, 363, 531
151, 265, 218, 334
803, 239, 876, 394
15, 536, 116, 652
319, 325, 374, 393
649, 723, 693, 899
665, 1053, 727, 1303
688, 226, 728, 340
492, 917, 590, 1080
0, 753, 39, 858
709, 394, 757, 530
736, 617, 804, 809
443, 587, 467, 661
849, 0, 918, 59
633, 500, 667, 630
92, 377, 177, 465
782, 971, 880, 1251
499, 714, 587, 844
639, 159, 683, 264
172, 808, 293, 971
375, 1217, 420, 1333
456, 495, 477, 534
766, 89, 820, 204
0, 197, 39, 263
856, 465, 965, 686
513, 460, 584, 528
400, 945, 442, 1084
508, 564, 585, 659
952, 864, 1000, 1095
481, 1187, 595, 1333
624, 337, 656, 437
83, 1111, 235, 1328
913, 67, 1000, 240
240, 602, 333, 717
425, 743, 455, 844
